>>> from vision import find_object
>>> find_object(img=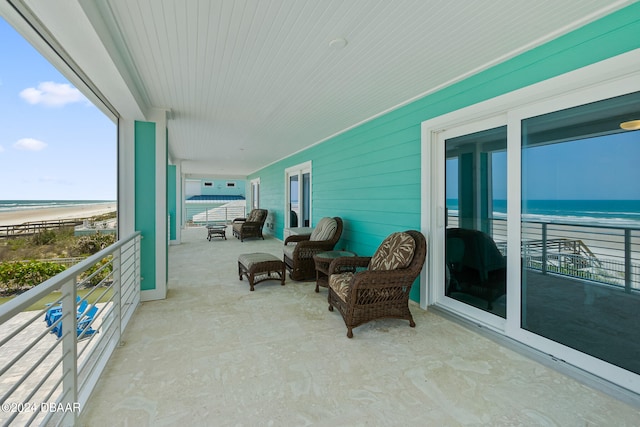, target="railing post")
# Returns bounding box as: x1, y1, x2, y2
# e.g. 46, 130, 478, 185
60, 277, 78, 425
113, 244, 123, 343
625, 228, 632, 293
541, 223, 548, 275
136, 235, 142, 292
